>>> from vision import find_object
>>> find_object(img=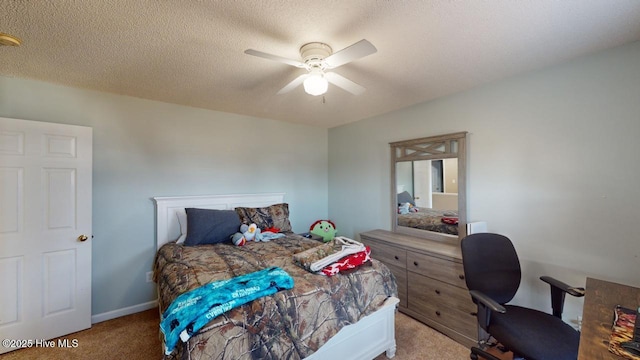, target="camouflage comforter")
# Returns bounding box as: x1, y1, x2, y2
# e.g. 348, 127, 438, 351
397, 208, 459, 235
154, 233, 397, 360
